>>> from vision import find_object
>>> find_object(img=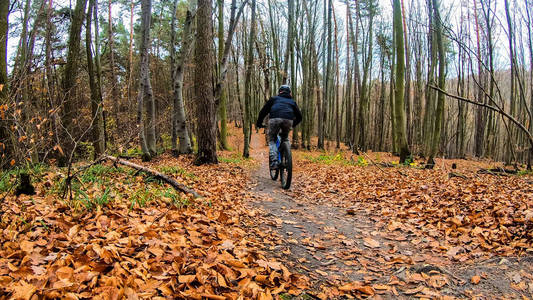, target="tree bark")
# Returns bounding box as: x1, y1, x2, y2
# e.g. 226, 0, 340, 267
59, 0, 88, 166
400, 0, 412, 147
243, 0, 257, 158
426, 0, 445, 167
128, 0, 134, 114
108, 0, 120, 138
137, 0, 155, 161
0, 0, 11, 167
393, 0, 411, 163
86, 0, 105, 157
213, 0, 249, 107
473, 0, 485, 158
195, 0, 218, 164
171, 0, 193, 155
142, 0, 156, 156
218, 0, 230, 150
